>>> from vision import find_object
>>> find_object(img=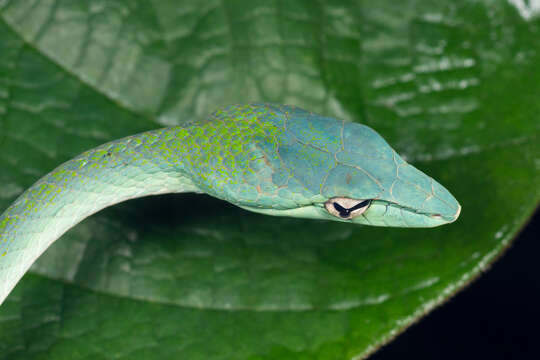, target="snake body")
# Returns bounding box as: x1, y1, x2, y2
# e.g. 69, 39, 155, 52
0, 104, 460, 304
